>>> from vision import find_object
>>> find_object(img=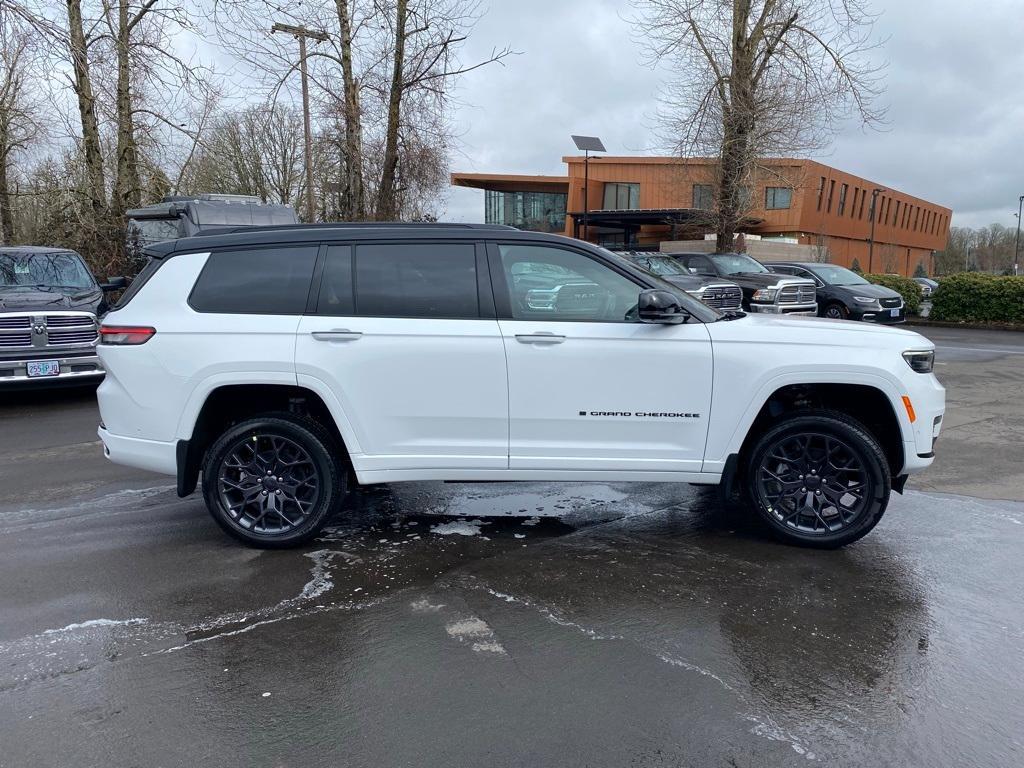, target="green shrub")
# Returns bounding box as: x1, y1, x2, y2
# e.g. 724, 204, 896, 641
864, 273, 922, 315
929, 273, 1024, 324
